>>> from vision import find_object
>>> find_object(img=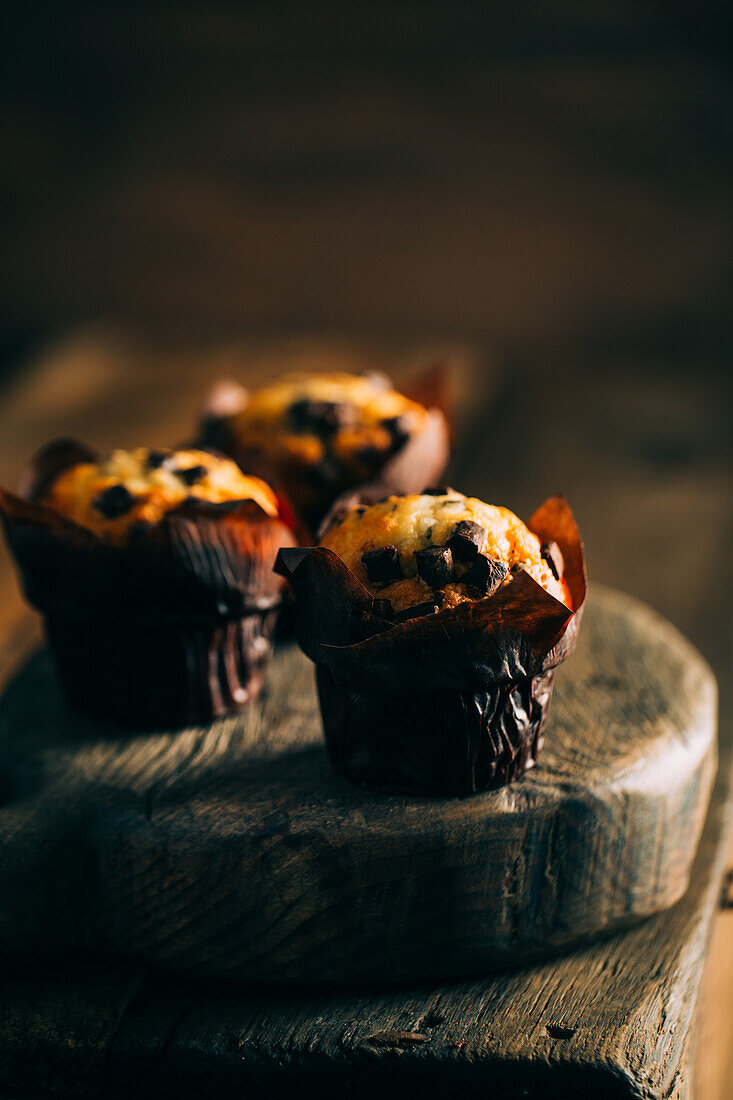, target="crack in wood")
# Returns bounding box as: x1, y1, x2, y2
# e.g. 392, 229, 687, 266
546, 1024, 577, 1040
366, 1030, 432, 1048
